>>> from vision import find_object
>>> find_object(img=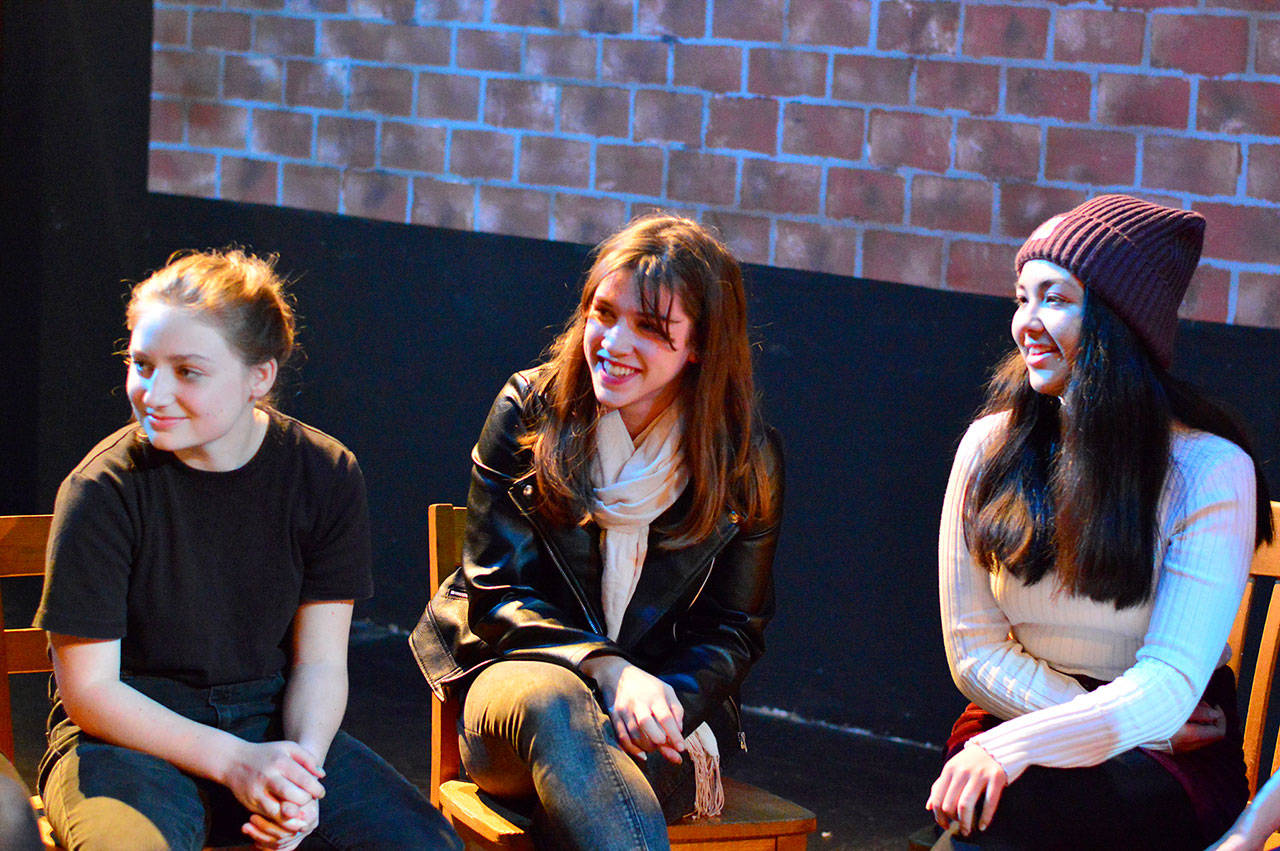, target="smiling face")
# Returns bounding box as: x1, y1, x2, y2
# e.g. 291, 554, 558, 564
582, 270, 697, 437
1012, 259, 1086, 397
126, 302, 276, 471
